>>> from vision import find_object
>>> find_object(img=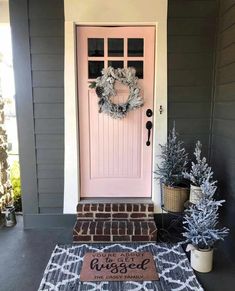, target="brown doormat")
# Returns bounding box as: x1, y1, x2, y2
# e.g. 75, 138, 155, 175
80, 251, 159, 282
